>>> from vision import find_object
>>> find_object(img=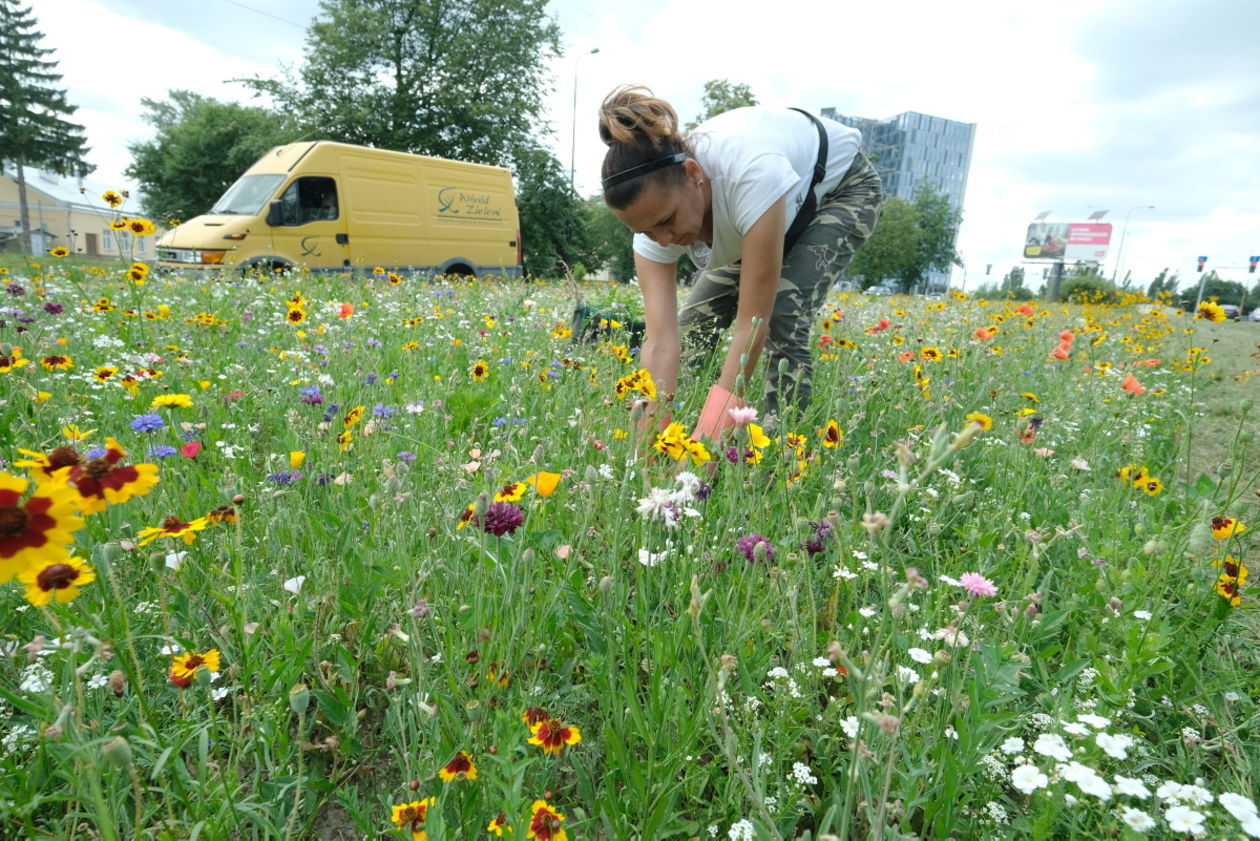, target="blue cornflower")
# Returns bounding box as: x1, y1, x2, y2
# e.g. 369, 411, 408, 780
396, 451, 417, 462
148, 445, 178, 459
83, 447, 107, 460
267, 470, 303, 486
492, 417, 508, 426
130, 413, 166, 433
372, 403, 396, 417
366, 338, 382, 348
366, 373, 379, 385
312, 344, 328, 355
